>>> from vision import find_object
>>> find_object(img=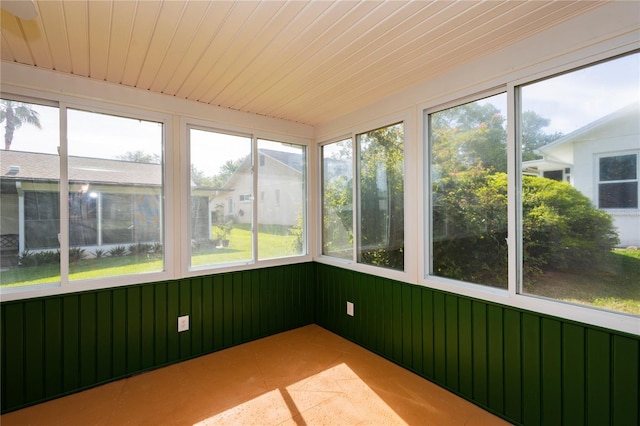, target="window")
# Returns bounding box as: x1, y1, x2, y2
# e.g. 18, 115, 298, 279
357, 123, 405, 270
0, 100, 167, 289
428, 93, 508, 288
189, 128, 252, 267
0, 99, 60, 287
321, 139, 353, 260
519, 52, 639, 315
257, 139, 306, 260
598, 154, 638, 208
67, 109, 164, 280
